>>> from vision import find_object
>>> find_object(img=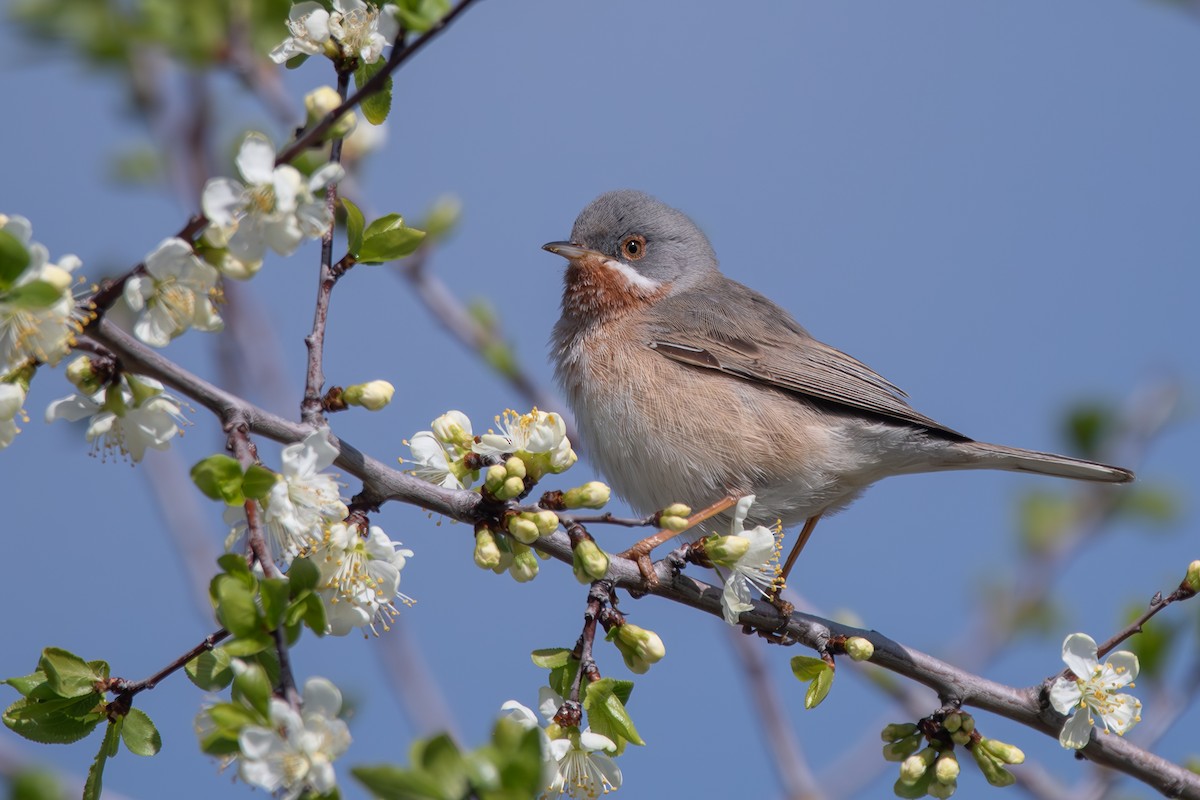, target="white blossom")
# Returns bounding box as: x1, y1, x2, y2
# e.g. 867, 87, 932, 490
406, 430, 465, 489
329, 0, 399, 64
473, 408, 570, 459
0, 382, 27, 449
269, 2, 332, 64
45, 376, 186, 462
260, 427, 348, 564
123, 237, 223, 347
314, 521, 413, 635
201, 132, 344, 268
717, 495, 784, 625
1049, 633, 1142, 749
237, 677, 351, 800
0, 214, 82, 373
